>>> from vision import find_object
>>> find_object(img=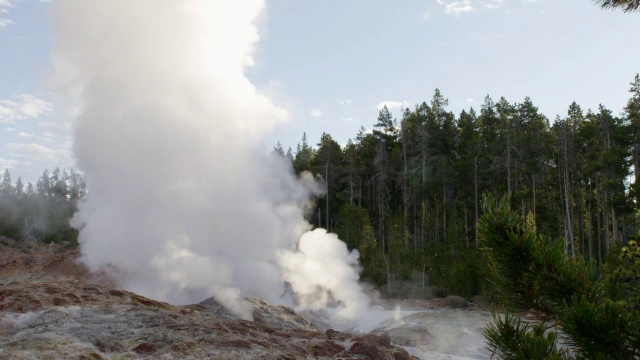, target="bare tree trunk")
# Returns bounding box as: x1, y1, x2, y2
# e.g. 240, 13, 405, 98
423, 199, 428, 251
596, 189, 602, 264
475, 156, 479, 247
611, 206, 618, 247
564, 173, 575, 257
421, 201, 425, 251
442, 181, 446, 242
358, 177, 362, 208
464, 206, 469, 246
587, 179, 593, 260
402, 126, 409, 250
558, 153, 567, 251
635, 145, 640, 209
435, 203, 439, 245
382, 250, 391, 293
604, 188, 610, 257
414, 206, 418, 252
561, 123, 575, 257
578, 185, 585, 257
533, 174, 536, 222
349, 173, 354, 206
507, 147, 511, 196
325, 160, 329, 230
